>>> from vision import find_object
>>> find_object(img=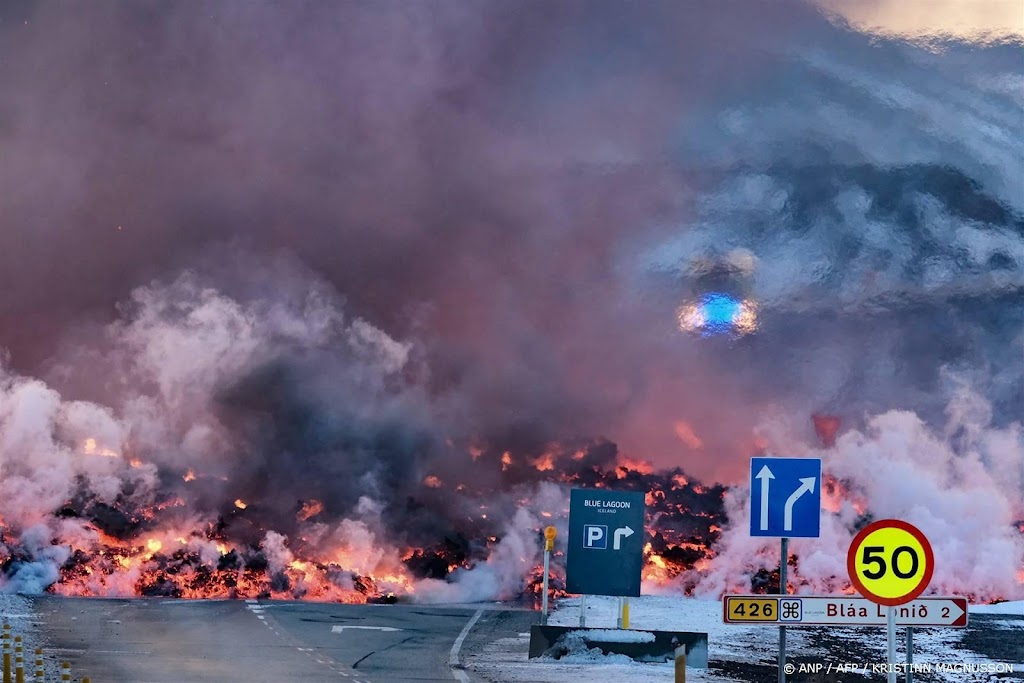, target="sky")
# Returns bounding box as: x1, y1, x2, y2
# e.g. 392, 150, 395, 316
818, 0, 1024, 42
